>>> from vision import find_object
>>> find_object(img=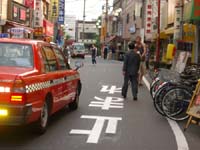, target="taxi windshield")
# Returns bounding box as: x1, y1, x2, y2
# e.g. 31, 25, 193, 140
74, 45, 85, 51
0, 43, 33, 68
